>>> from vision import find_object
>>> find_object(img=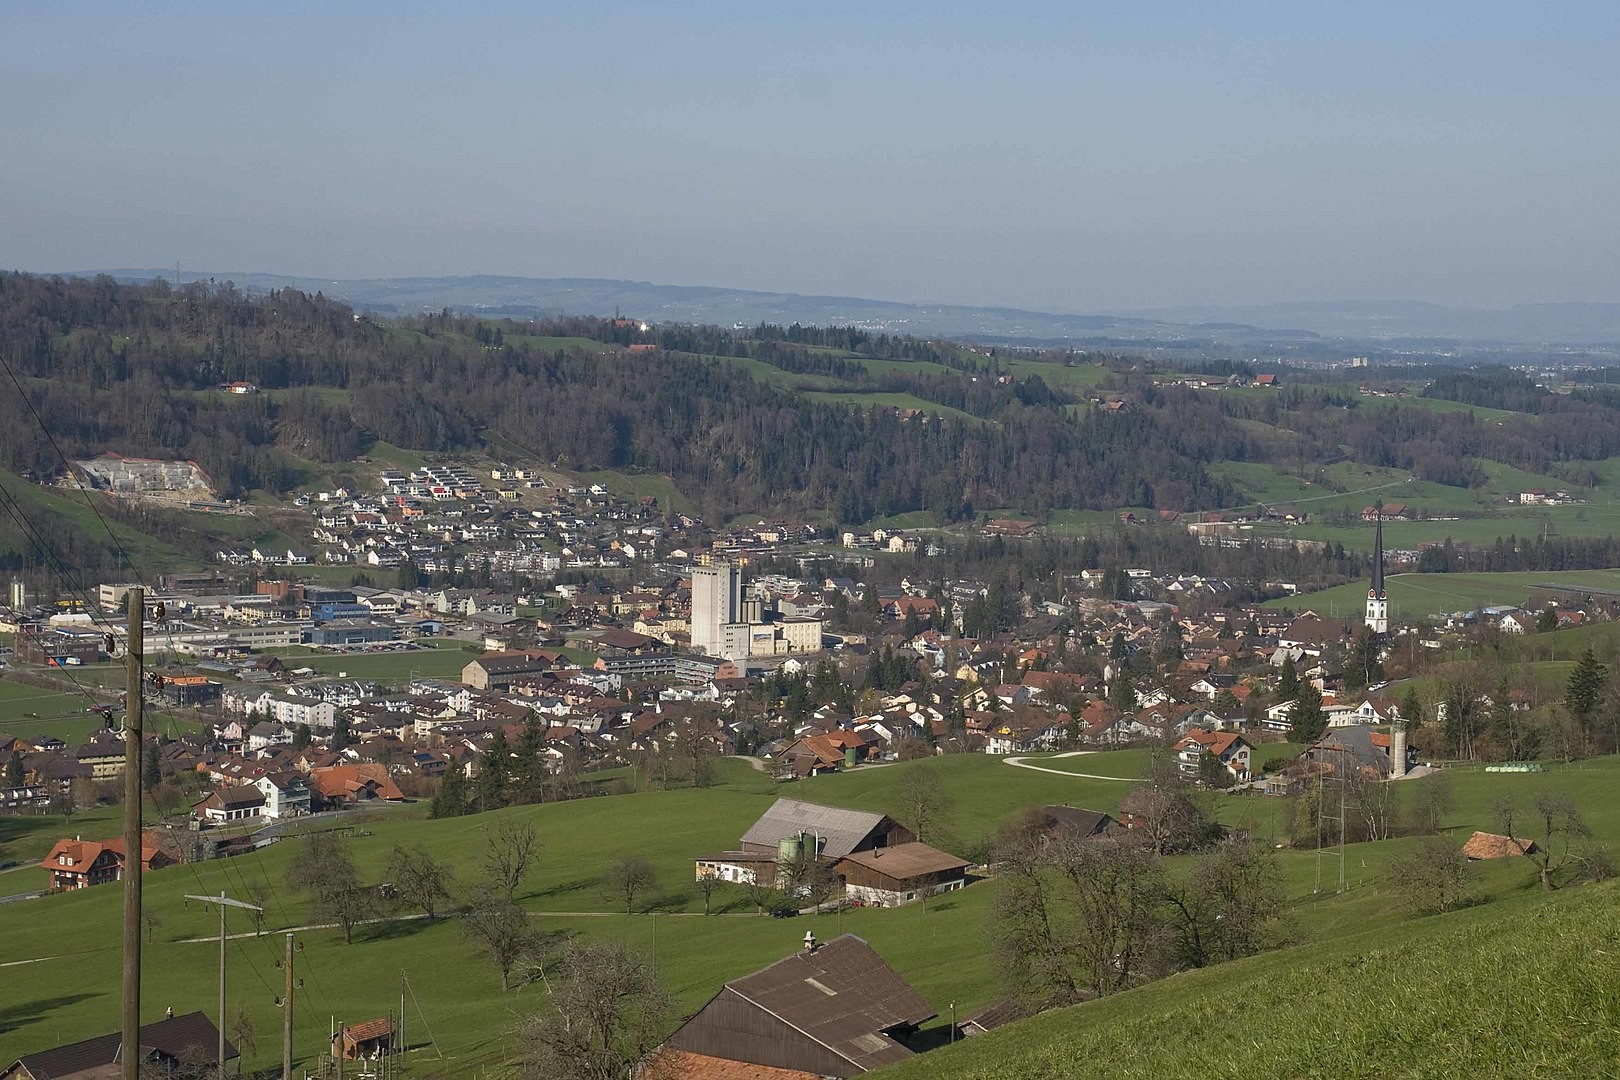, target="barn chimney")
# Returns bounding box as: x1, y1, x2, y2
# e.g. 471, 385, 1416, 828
803, 930, 817, 953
